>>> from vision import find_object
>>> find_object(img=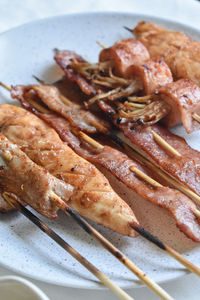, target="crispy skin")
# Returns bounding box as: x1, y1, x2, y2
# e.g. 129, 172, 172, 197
133, 21, 200, 86
11, 85, 110, 134
0, 104, 138, 237
156, 79, 200, 133
54, 50, 96, 95
99, 38, 150, 77
127, 58, 173, 94
0, 134, 74, 218
14, 93, 200, 241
